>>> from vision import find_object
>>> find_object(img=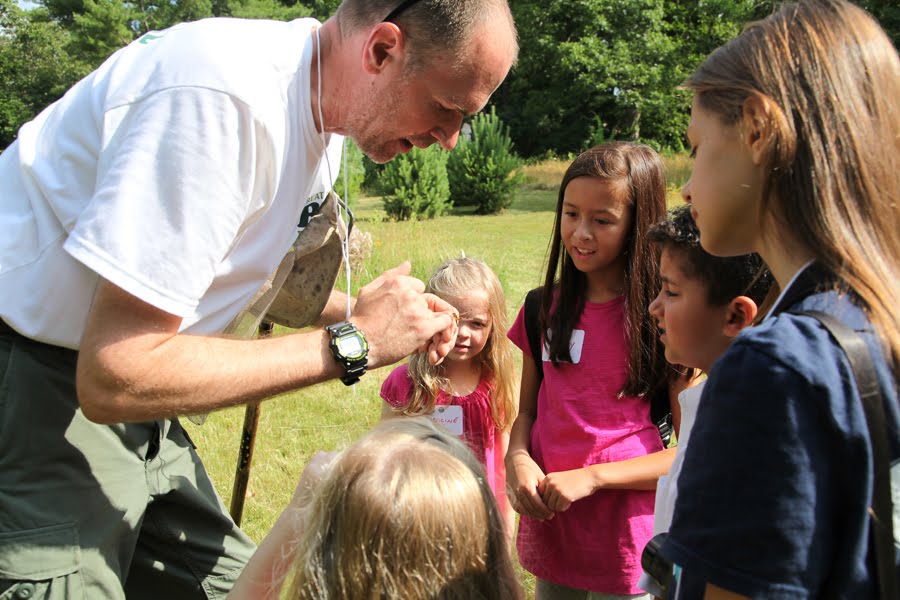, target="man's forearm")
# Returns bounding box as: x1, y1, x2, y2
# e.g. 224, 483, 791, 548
78, 325, 343, 424
77, 263, 457, 424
